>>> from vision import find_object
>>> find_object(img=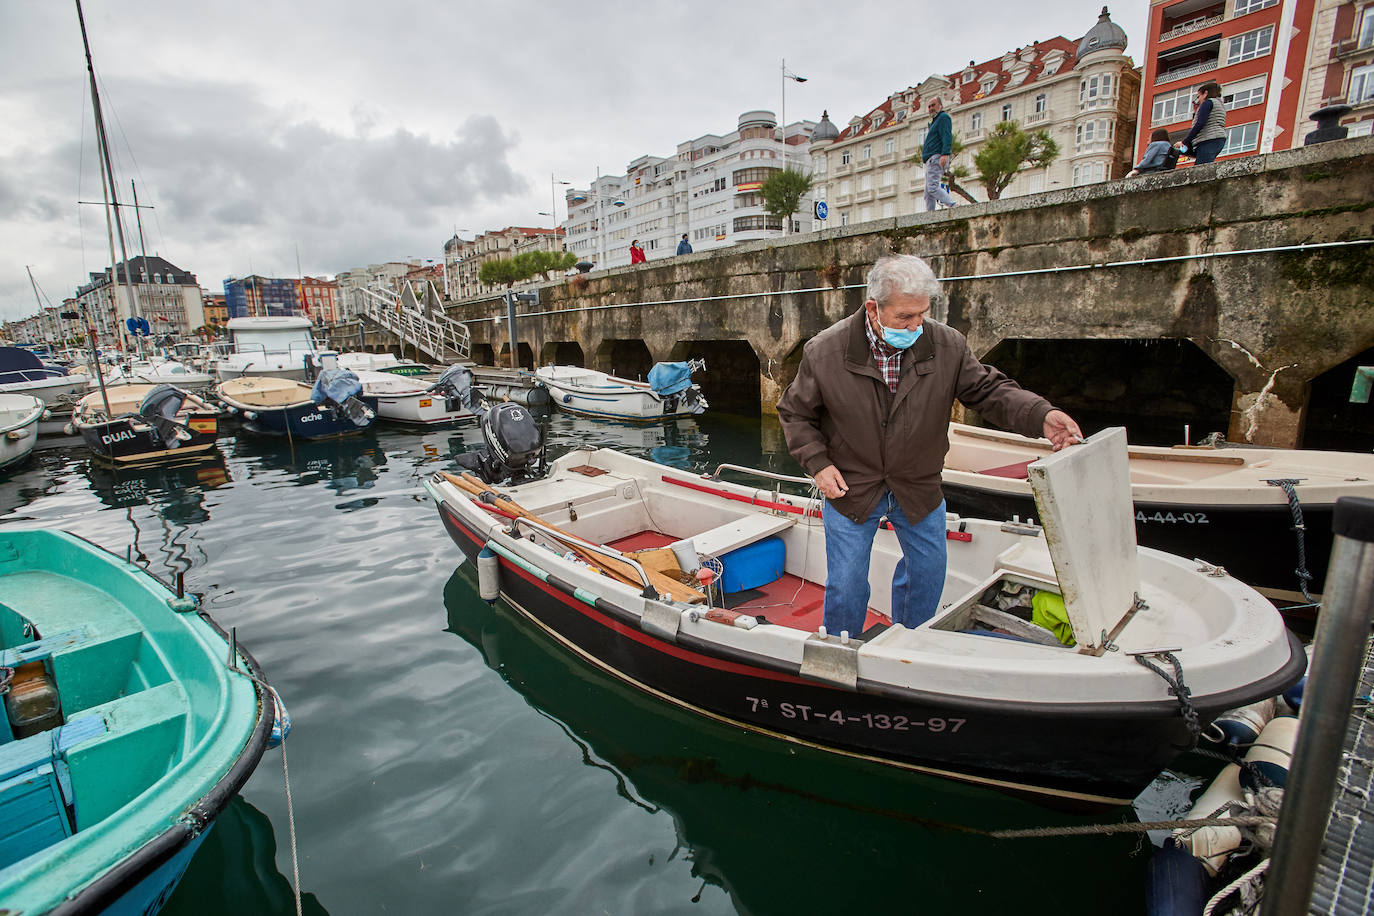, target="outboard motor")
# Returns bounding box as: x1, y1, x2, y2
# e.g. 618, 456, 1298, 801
427, 364, 482, 415
310, 368, 374, 427
455, 403, 546, 485
137, 384, 193, 448
647, 358, 709, 415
